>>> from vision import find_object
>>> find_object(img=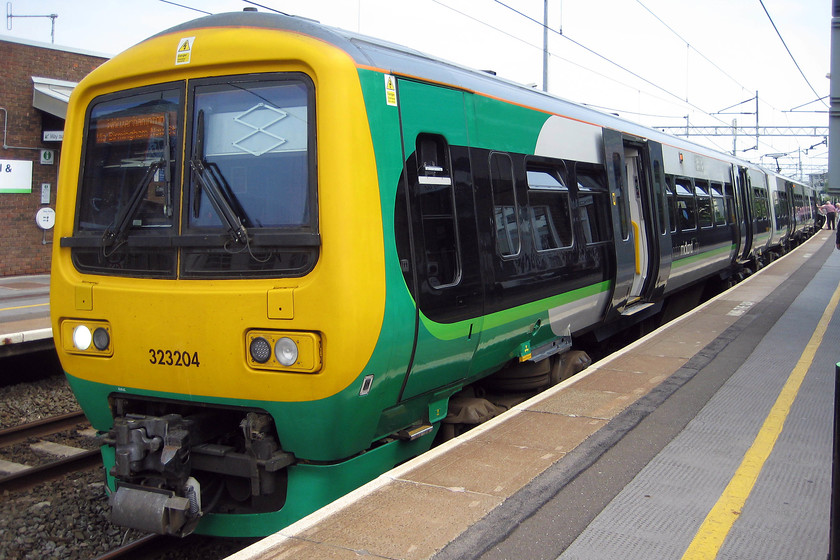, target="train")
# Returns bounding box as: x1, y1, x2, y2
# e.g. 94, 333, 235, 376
50, 10, 818, 538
